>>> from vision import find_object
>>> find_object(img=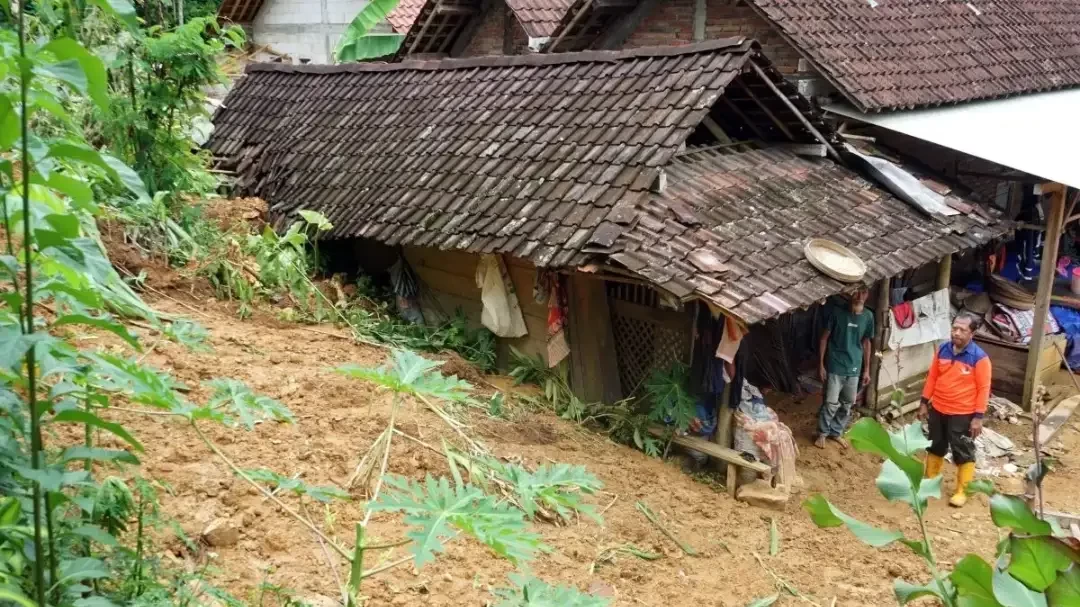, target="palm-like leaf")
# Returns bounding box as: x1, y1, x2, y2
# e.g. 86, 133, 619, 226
370, 474, 542, 567
335, 0, 404, 62
493, 574, 610, 607
202, 378, 295, 429
336, 349, 472, 401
